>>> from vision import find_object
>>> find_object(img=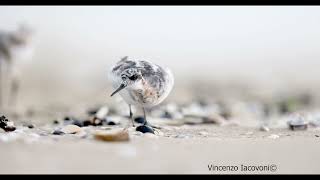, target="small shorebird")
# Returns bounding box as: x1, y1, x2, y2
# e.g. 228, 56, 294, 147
109, 56, 174, 129
0, 24, 34, 109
